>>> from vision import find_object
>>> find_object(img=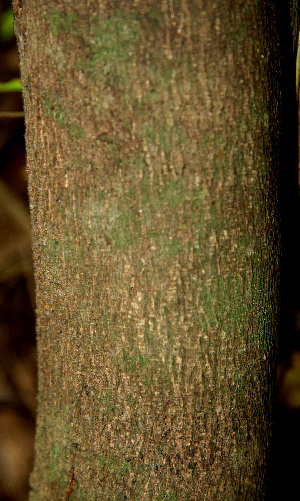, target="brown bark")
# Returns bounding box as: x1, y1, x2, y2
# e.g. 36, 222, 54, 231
14, 1, 281, 499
